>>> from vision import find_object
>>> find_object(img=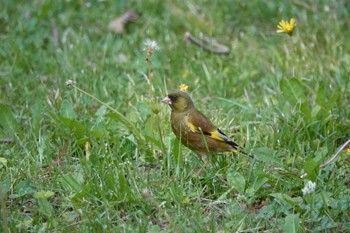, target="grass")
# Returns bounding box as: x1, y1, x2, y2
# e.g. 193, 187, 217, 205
1, 0, 350, 232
